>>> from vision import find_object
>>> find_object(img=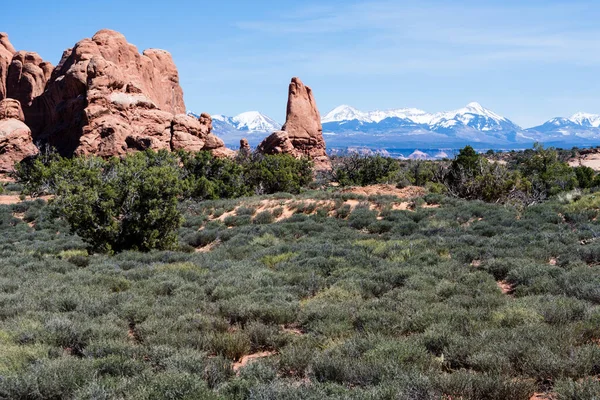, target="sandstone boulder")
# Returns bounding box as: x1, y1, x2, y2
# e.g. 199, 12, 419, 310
171, 114, 206, 152
258, 77, 330, 170
257, 130, 297, 156
0, 99, 38, 172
